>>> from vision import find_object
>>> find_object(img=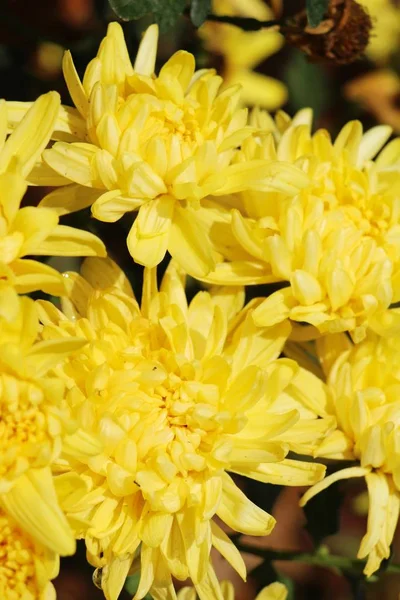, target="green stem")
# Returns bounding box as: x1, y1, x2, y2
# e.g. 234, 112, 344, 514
235, 542, 400, 575
205, 14, 281, 31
